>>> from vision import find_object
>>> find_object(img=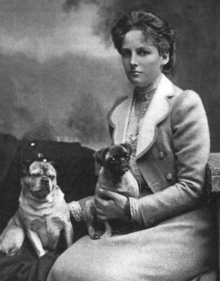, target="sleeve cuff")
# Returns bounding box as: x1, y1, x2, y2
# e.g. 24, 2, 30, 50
69, 201, 83, 221
129, 197, 143, 223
